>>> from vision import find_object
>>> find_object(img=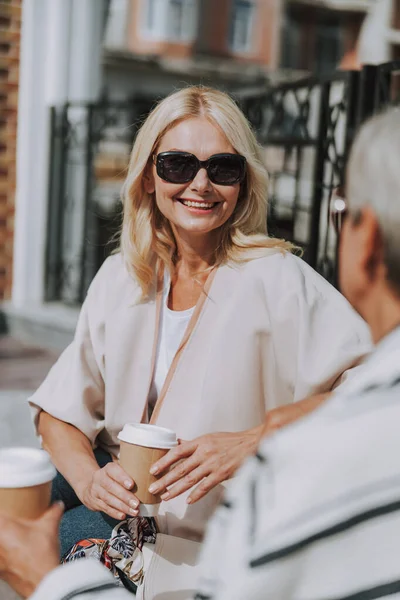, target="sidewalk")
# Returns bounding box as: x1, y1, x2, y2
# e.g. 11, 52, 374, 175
0, 335, 60, 391
0, 335, 60, 449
